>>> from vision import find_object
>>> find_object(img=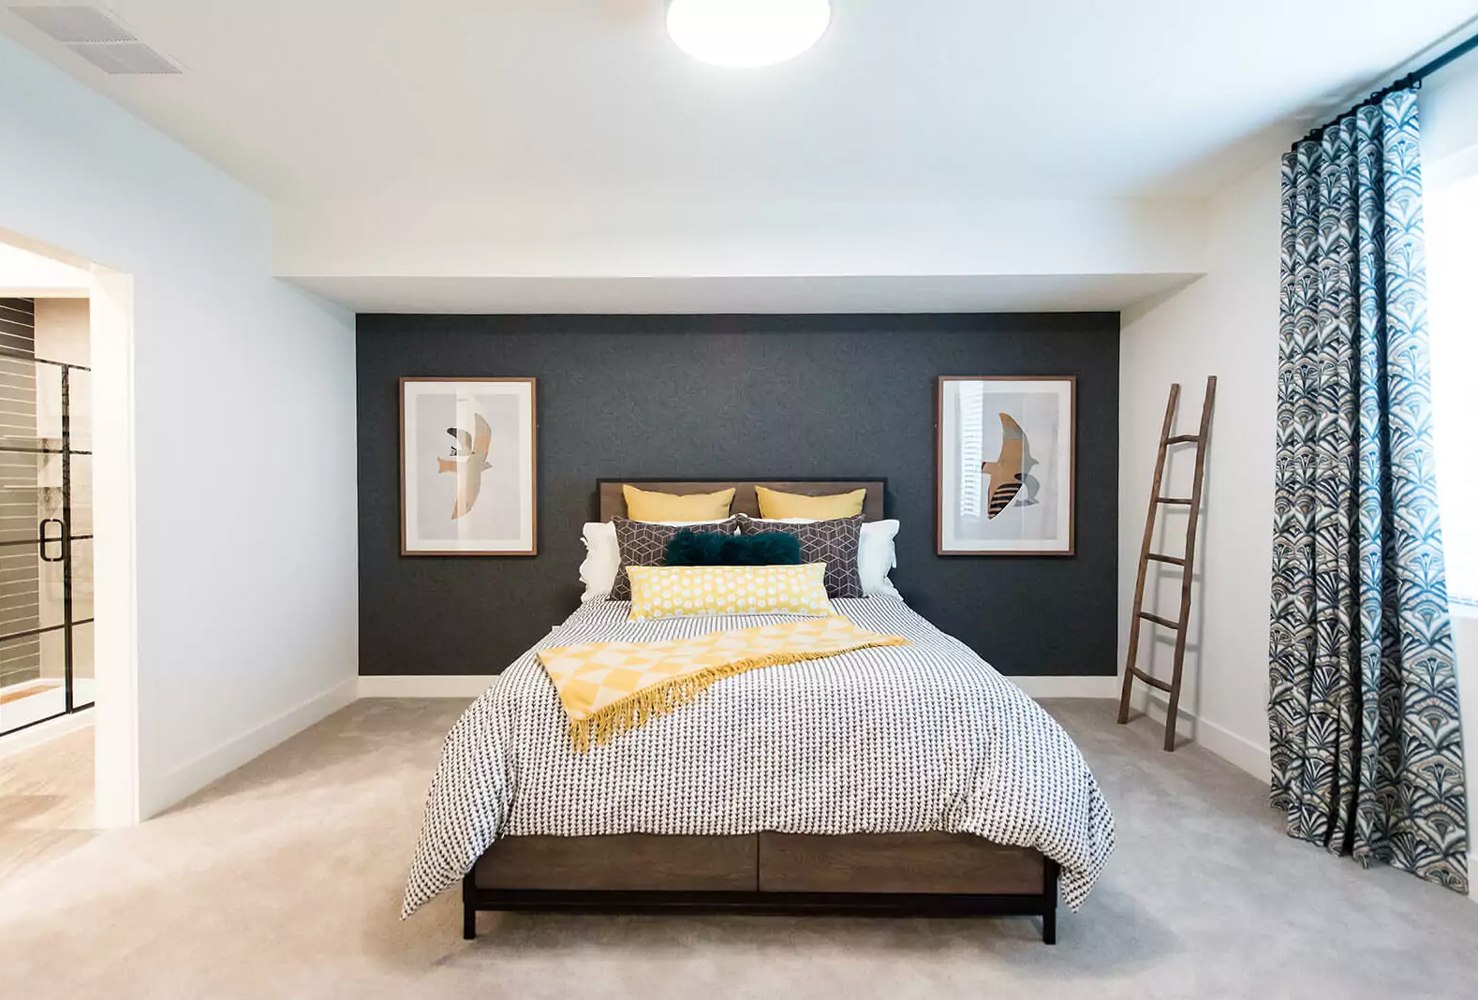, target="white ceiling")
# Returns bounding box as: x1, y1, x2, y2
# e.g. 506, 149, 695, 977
5, 1, 1478, 312
9, 0, 1478, 202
